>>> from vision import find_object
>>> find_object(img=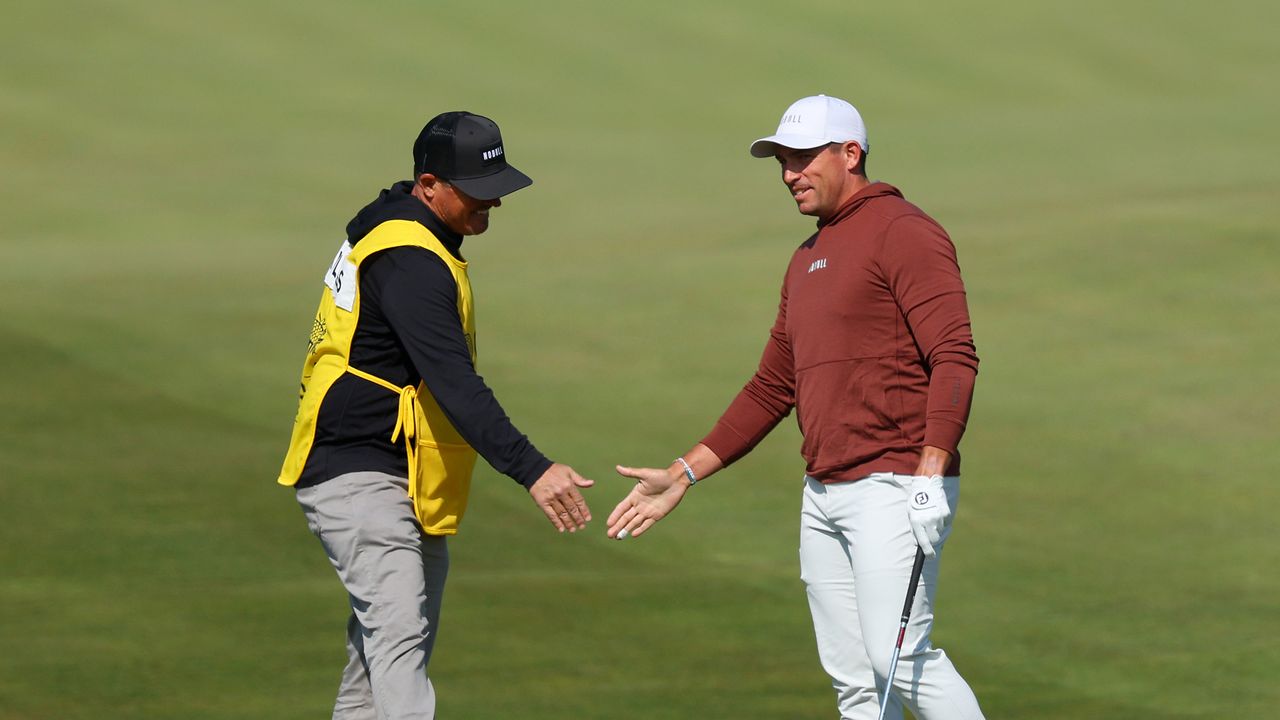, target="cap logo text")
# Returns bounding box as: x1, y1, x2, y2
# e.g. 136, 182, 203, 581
781, 113, 805, 125
482, 146, 504, 161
